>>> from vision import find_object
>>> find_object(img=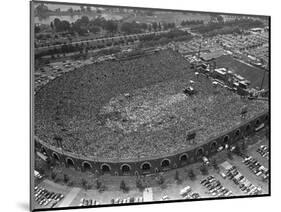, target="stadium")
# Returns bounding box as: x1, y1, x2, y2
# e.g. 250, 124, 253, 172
34, 50, 269, 176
